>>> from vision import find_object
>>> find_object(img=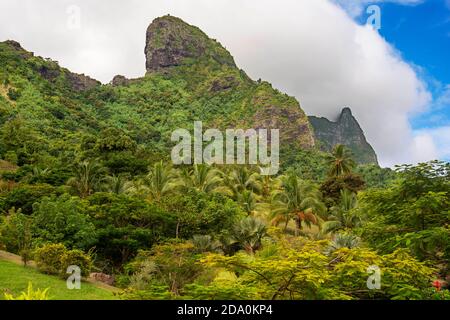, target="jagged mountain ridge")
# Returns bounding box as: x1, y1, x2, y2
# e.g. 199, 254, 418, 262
309, 108, 378, 164
0, 15, 377, 167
